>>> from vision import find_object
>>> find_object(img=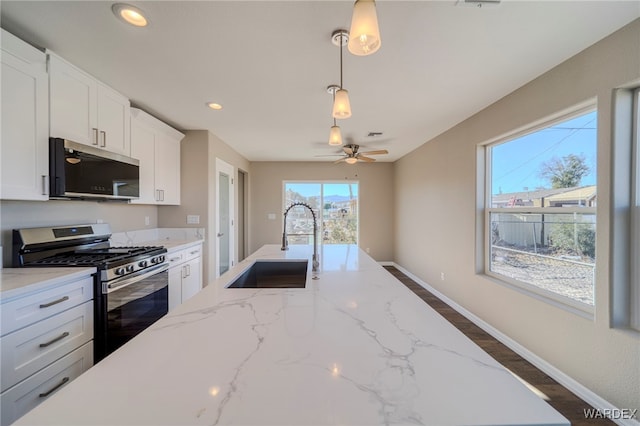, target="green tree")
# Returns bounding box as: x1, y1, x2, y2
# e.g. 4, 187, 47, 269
539, 154, 590, 189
